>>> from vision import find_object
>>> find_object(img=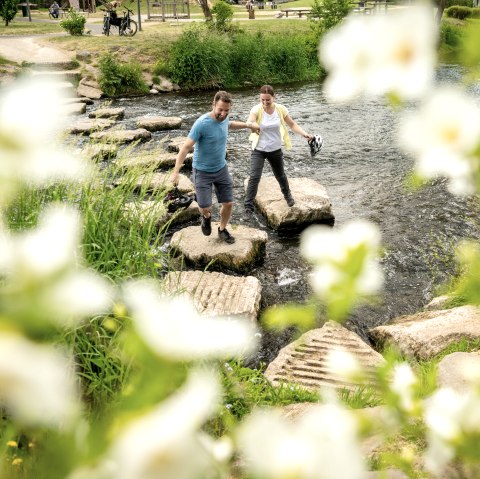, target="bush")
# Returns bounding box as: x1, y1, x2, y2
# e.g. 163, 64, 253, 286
59, 9, 86, 35
167, 27, 231, 89
440, 20, 464, 47
446, 5, 473, 19
210, 0, 235, 32
98, 54, 149, 97
167, 27, 320, 89
472, 7, 480, 17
